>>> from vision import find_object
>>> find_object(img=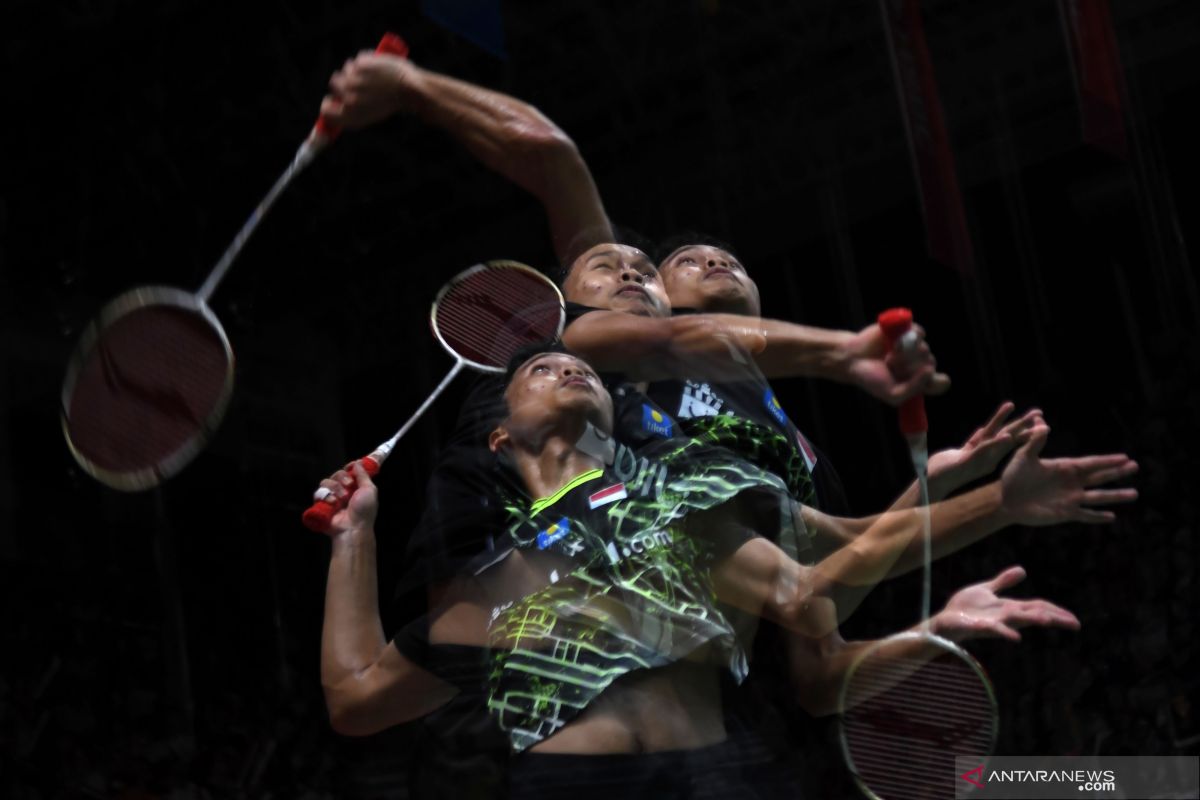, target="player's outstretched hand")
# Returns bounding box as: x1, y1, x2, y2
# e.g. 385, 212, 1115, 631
313, 461, 379, 536
999, 424, 1138, 526
928, 402, 1043, 495
932, 565, 1080, 643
